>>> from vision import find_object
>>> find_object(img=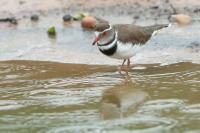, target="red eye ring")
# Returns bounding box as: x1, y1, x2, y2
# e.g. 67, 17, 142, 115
102, 32, 107, 36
